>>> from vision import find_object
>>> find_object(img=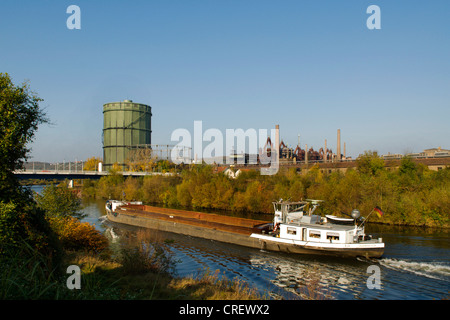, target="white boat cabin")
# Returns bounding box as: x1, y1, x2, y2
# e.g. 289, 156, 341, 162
279, 224, 358, 244
106, 200, 143, 214
273, 200, 364, 244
